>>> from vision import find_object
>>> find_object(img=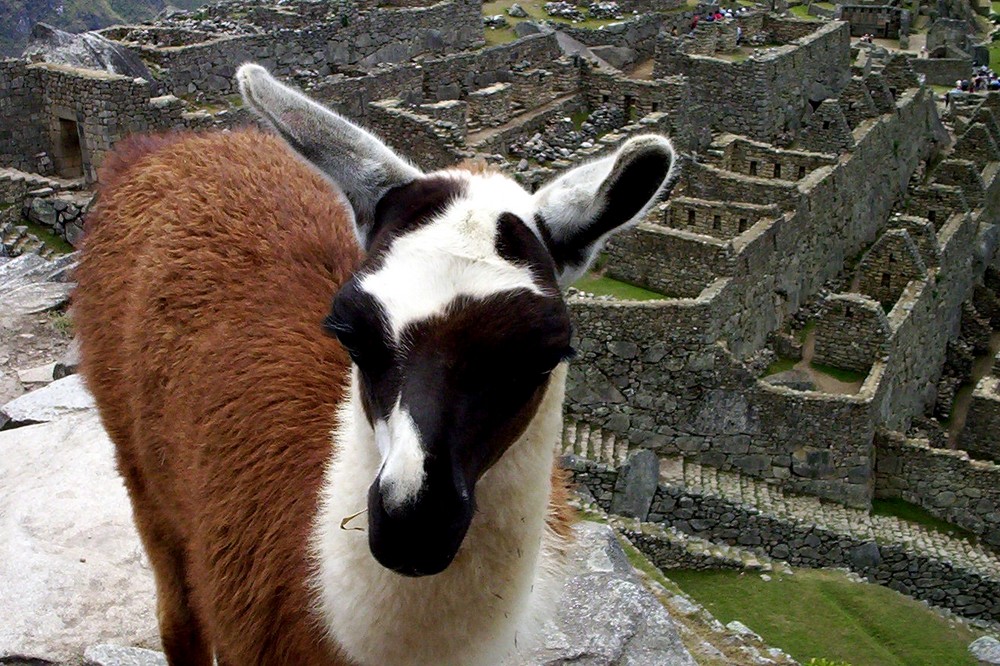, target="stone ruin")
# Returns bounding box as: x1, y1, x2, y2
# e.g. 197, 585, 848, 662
2, 0, 1000, 658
